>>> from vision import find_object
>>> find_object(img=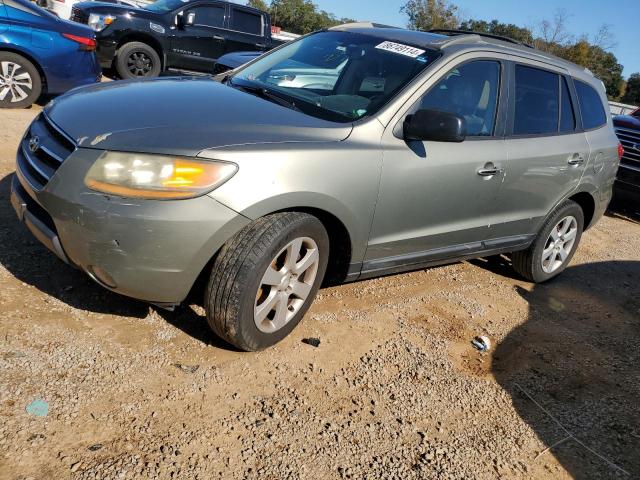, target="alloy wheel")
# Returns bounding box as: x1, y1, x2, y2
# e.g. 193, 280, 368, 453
254, 237, 320, 333
127, 52, 153, 76
0, 61, 33, 103
541, 215, 578, 274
